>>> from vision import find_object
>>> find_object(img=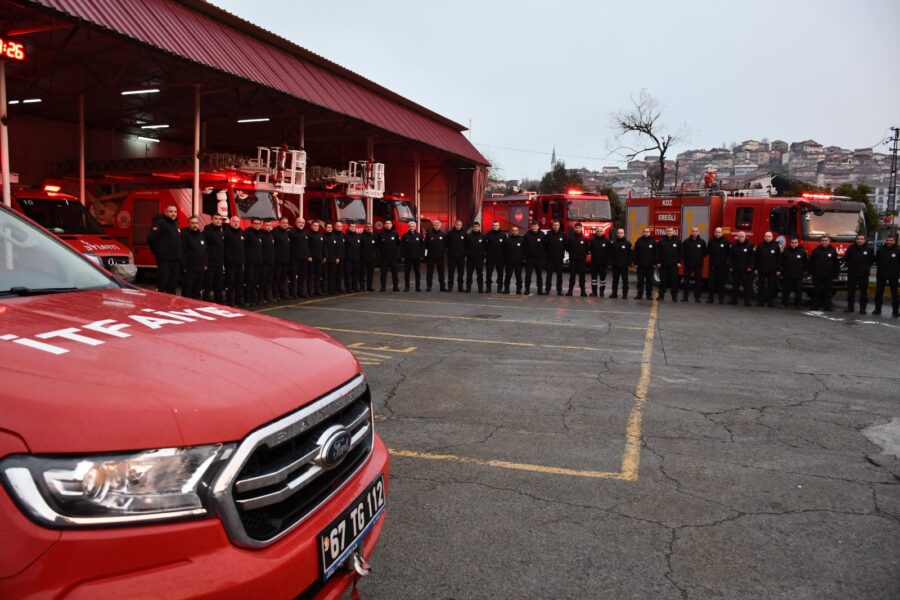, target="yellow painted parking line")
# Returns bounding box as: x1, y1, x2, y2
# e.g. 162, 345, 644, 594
315, 327, 643, 353
293, 305, 646, 331
388, 449, 626, 479
340, 295, 653, 317
255, 292, 365, 313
